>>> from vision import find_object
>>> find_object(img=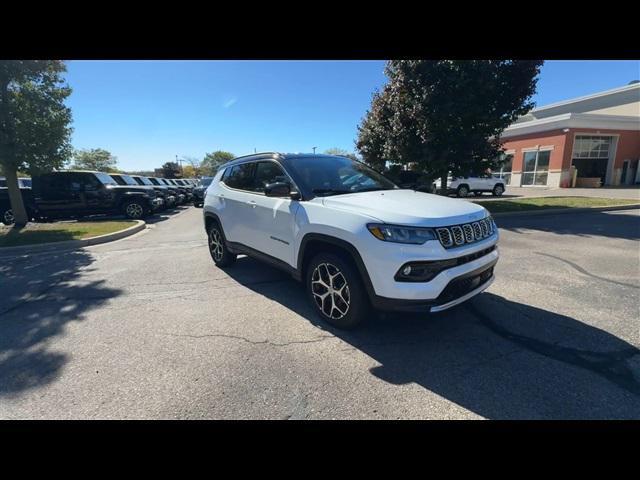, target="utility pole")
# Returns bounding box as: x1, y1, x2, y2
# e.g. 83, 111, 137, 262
176, 154, 184, 177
